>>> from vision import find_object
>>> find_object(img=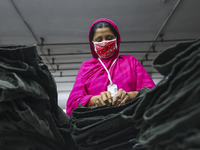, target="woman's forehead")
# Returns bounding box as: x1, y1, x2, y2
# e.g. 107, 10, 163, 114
94, 27, 115, 36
